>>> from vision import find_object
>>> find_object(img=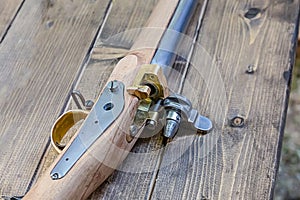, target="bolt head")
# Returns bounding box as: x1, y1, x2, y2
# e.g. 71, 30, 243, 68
108, 80, 118, 92
146, 120, 157, 130
51, 173, 59, 180
246, 65, 255, 74
85, 100, 94, 110
130, 125, 138, 137
230, 116, 245, 127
